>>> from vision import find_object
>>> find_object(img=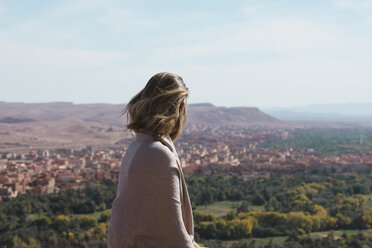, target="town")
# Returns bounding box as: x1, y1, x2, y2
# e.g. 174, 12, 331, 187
1, 125, 371, 200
